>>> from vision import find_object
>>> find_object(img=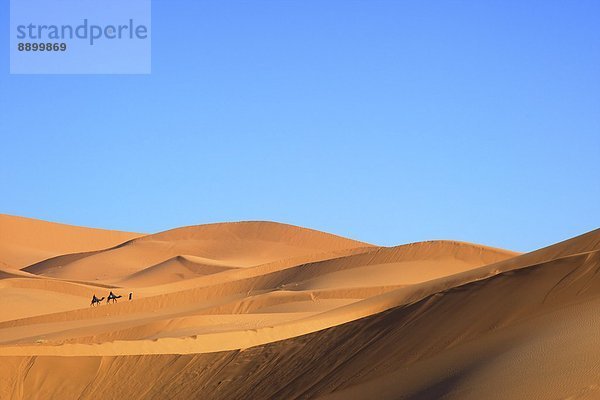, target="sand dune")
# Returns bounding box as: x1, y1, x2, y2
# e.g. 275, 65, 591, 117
0, 214, 143, 269
23, 221, 373, 282
0, 215, 598, 399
